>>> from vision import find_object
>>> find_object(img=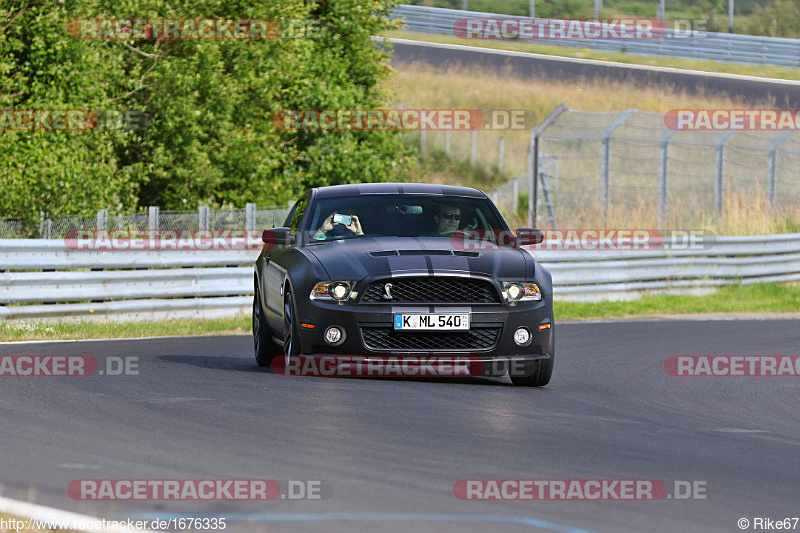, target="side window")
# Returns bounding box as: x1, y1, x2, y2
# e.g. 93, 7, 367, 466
288, 198, 308, 237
